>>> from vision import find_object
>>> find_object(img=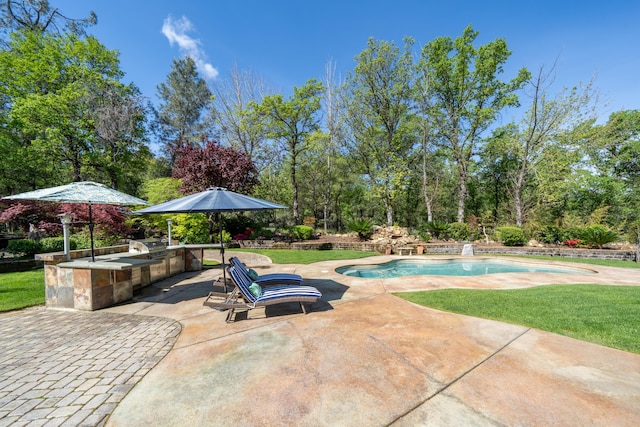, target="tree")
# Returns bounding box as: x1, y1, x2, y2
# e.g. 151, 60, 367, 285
419, 25, 529, 222
343, 37, 416, 226
507, 64, 600, 226
0, 0, 96, 40
86, 82, 153, 194
172, 140, 258, 195
156, 56, 213, 164
257, 79, 324, 224
320, 58, 344, 232
0, 30, 136, 191
211, 63, 271, 168
414, 62, 440, 222
171, 140, 259, 242
591, 110, 640, 260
